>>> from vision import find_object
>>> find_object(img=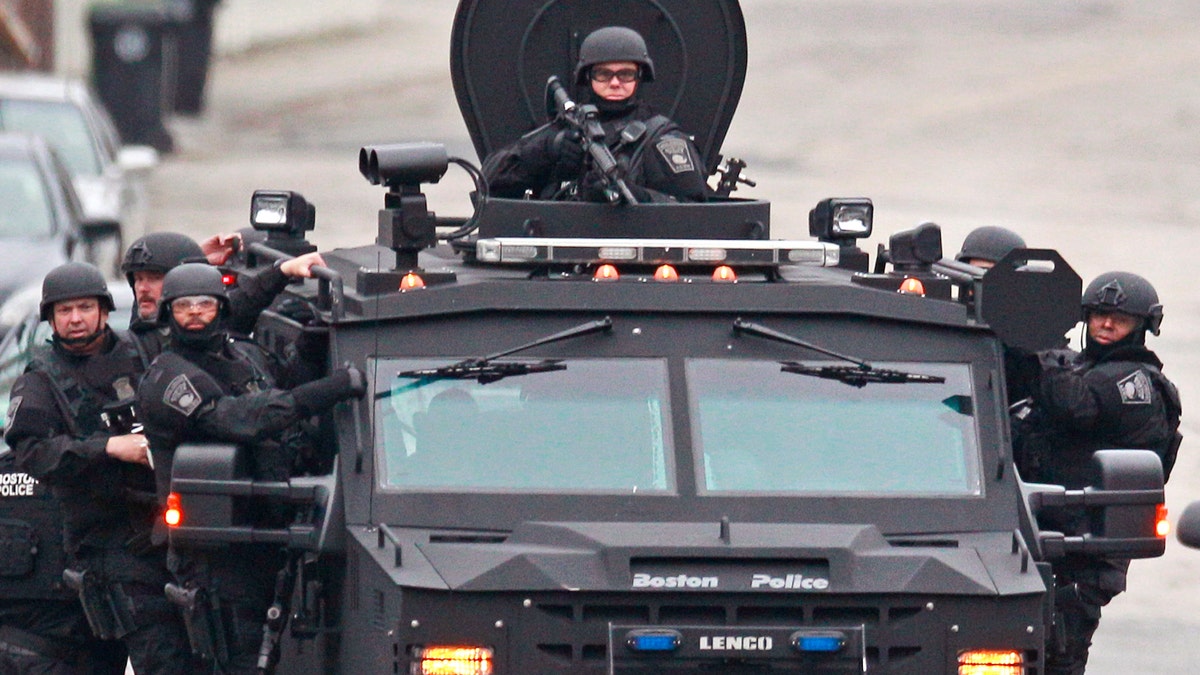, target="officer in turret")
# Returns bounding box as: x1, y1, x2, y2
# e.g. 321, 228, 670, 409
3, 262, 194, 675
1010, 271, 1182, 675
482, 26, 709, 203
136, 263, 365, 674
